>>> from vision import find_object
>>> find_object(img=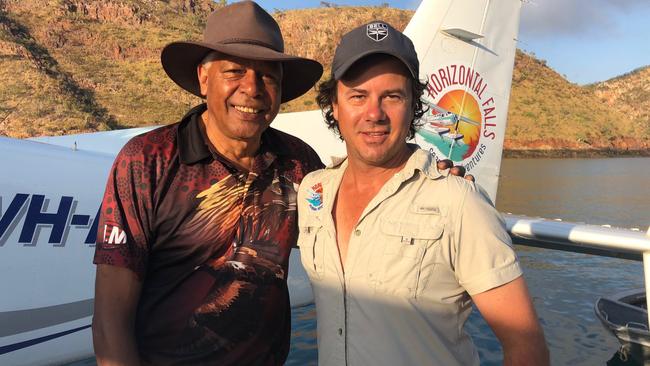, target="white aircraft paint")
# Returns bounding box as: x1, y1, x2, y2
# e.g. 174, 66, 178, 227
1, 1, 528, 364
